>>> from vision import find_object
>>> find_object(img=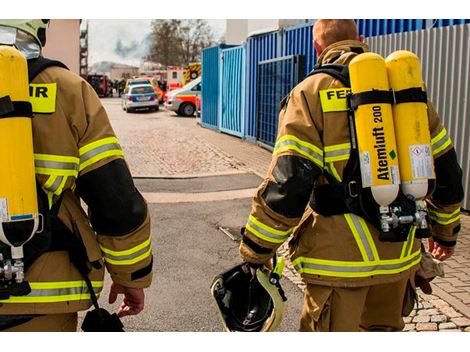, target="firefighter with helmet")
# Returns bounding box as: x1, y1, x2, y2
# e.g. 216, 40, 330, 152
238, 19, 464, 331
0, 20, 153, 331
